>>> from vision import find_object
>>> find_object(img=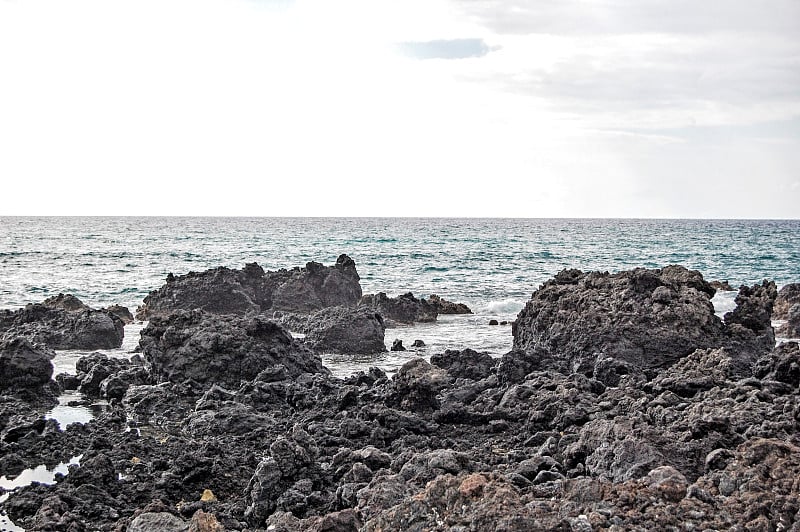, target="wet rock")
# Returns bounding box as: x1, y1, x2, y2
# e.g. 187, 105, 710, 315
512, 266, 775, 376
137, 254, 362, 319
426, 294, 472, 314
775, 283, 800, 319
411, 339, 425, 348
488, 319, 499, 325
358, 292, 437, 326
431, 348, 495, 381
0, 295, 125, 350
140, 310, 326, 387
390, 339, 406, 352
